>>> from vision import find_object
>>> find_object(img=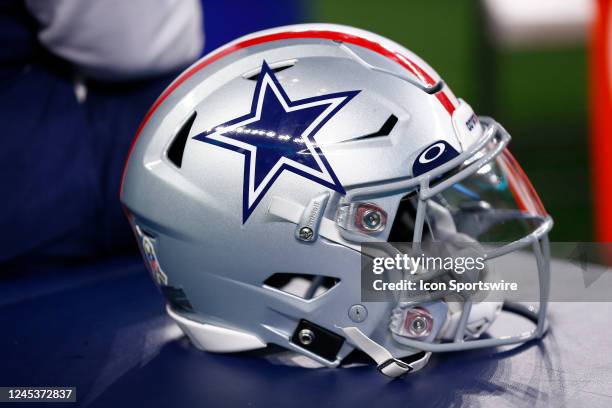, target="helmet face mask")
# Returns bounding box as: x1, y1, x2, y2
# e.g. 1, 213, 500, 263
121, 23, 553, 377
339, 119, 552, 355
